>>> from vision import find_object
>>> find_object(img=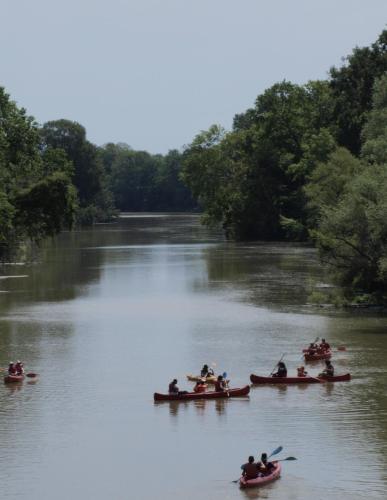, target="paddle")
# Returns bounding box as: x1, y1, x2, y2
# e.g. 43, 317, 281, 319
268, 446, 283, 458
26, 373, 38, 378
222, 372, 230, 397
270, 354, 285, 376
